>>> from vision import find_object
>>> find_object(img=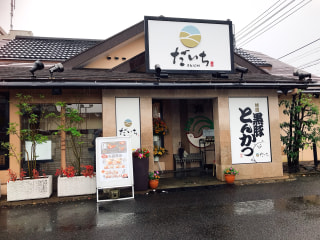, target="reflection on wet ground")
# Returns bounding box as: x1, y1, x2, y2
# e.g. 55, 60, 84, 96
234, 199, 274, 215
233, 195, 320, 216
2, 175, 320, 239
2, 194, 320, 233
